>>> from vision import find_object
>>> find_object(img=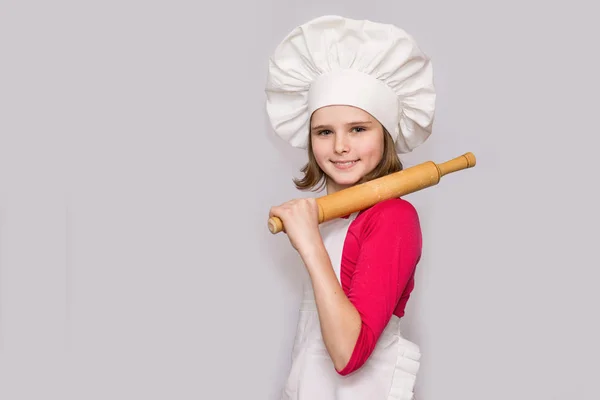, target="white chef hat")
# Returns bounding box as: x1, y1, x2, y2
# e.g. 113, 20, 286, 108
265, 15, 436, 154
